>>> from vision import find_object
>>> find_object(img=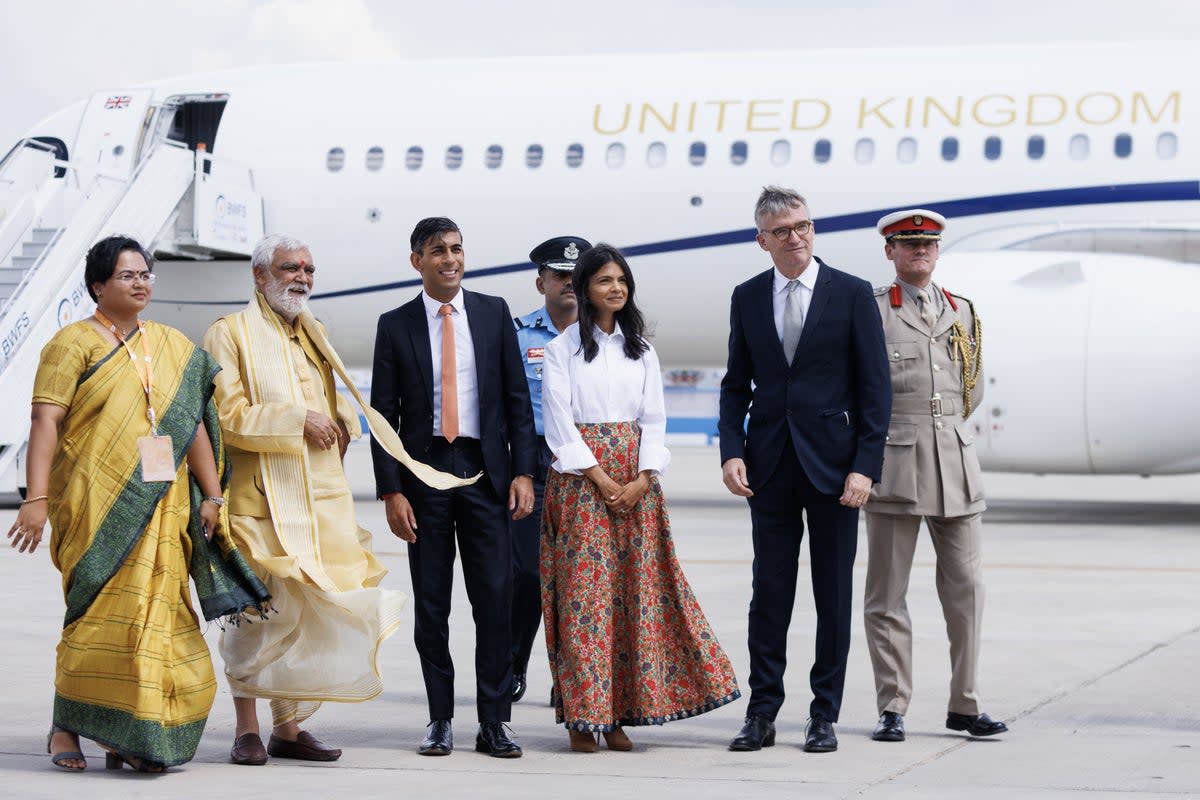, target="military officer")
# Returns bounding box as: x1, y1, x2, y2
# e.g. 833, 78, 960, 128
509, 235, 591, 703
863, 209, 1008, 743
